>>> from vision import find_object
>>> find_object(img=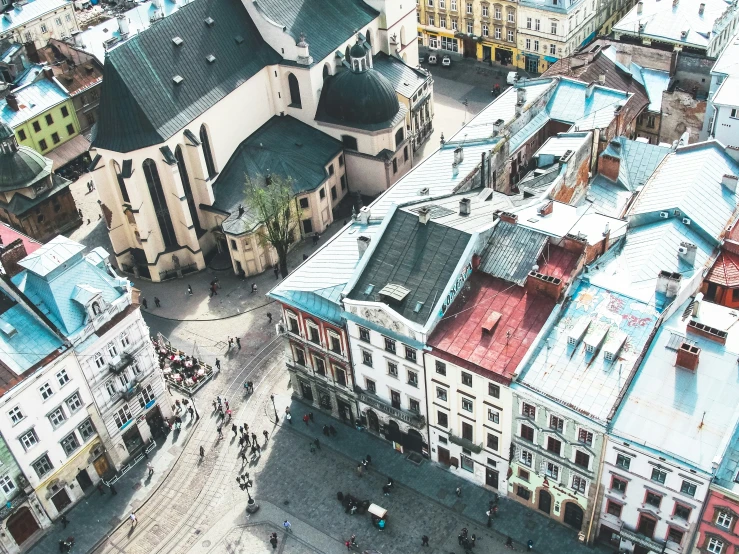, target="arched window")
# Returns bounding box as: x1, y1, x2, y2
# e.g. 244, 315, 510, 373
400, 26, 406, 47
199, 124, 217, 179
92, 302, 101, 315
342, 135, 358, 150
395, 127, 404, 149
365, 29, 372, 49
345, 45, 351, 60
322, 64, 331, 81
175, 146, 203, 235
287, 73, 302, 108
112, 161, 130, 202
143, 159, 177, 249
